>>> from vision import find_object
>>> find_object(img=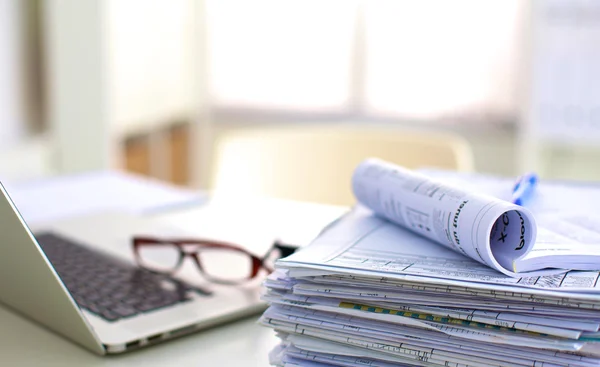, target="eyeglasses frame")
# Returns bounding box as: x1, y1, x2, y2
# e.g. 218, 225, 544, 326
132, 236, 293, 284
